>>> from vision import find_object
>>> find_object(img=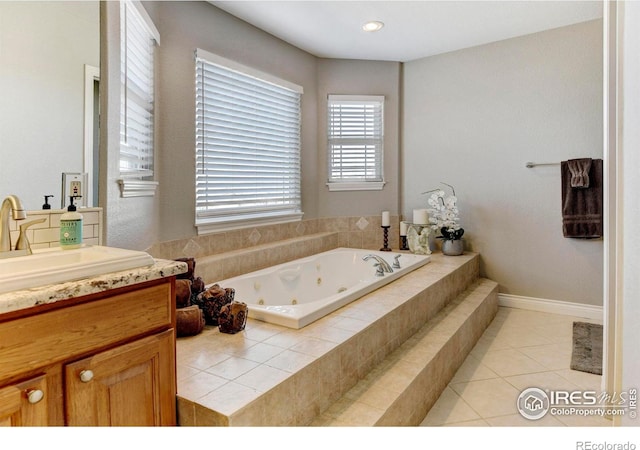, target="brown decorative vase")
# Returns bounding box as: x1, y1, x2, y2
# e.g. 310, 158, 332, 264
218, 301, 248, 334
194, 284, 235, 325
